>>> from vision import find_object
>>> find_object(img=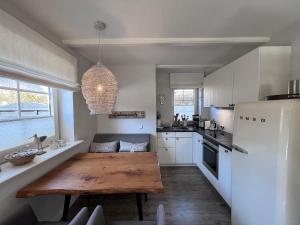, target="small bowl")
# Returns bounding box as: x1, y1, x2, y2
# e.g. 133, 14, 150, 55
4, 149, 38, 166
